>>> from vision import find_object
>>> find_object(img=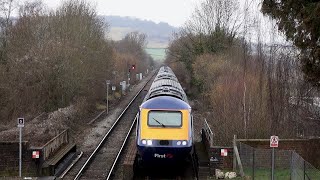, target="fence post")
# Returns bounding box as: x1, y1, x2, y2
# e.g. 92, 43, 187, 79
233, 136, 244, 177
233, 135, 237, 171
304, 160, 306, 180
271, 148, 275, 180
252, 147, 255, 180
290, 151, 293, 180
